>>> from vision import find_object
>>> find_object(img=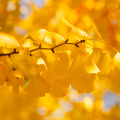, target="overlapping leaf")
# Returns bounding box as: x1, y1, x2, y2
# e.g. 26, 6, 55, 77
0, 63, 9, 85
7, 69, 25, 93
70, 74, 99, 93
67, 52, 100, 81
0, 32, 20, 48
90, 48, 112, 75
0, 18, 118, 97
25, 74, 50, 97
